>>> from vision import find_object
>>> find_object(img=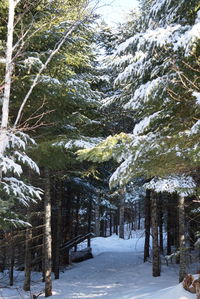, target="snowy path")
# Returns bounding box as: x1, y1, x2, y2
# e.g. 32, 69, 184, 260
0, 233, 195, 299
47, 251, 179, 299
51, 252, 145, 298
45, 251, 195, 299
